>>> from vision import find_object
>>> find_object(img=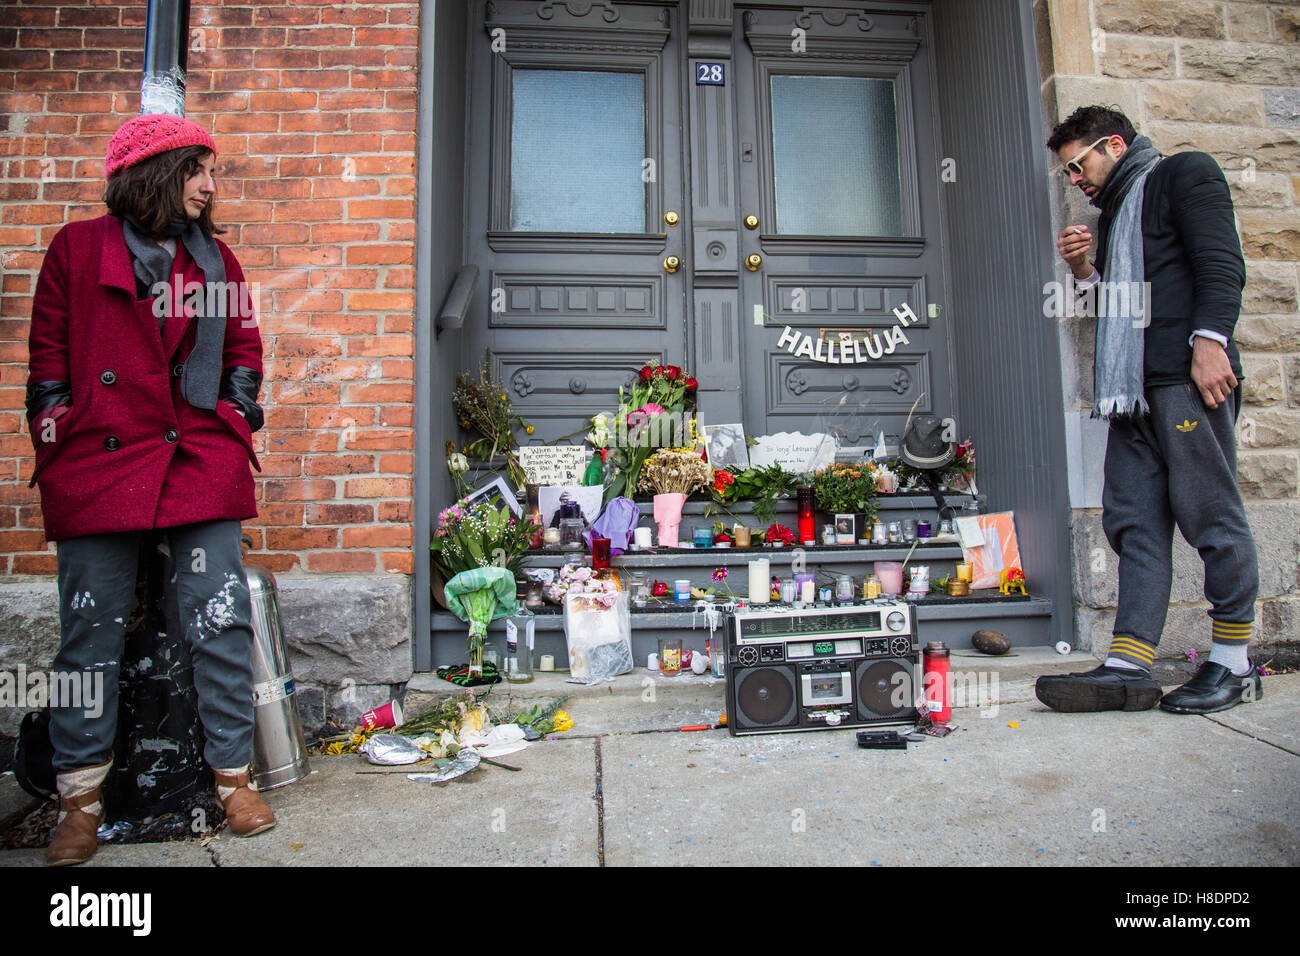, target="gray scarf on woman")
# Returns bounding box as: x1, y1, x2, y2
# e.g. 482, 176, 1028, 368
120, 215, 227, 411
1090, 134, 1162, 419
